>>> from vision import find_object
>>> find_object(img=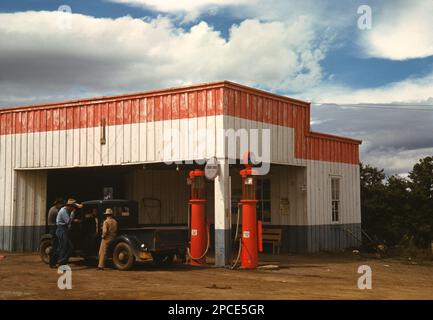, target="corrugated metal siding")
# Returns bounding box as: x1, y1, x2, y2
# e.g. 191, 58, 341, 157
1, 87, 224, 135
224, 116, 304, 165
0, 134, 15, 250
1, 81, 360, 168
270, 166, 307, 226
12, 170, 47, 251
223, 85, 360, 165
269, 163, 360, 226
0, 81, 362, 252
1, 86, 225, 170
306, 160, 361, 226
0, 168, 46, 251
7, 115, 225, 169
